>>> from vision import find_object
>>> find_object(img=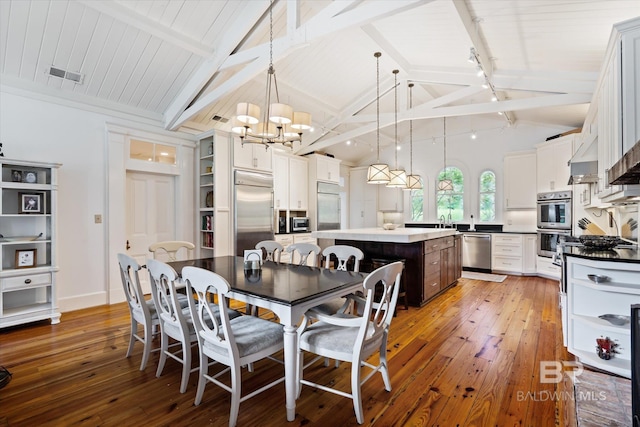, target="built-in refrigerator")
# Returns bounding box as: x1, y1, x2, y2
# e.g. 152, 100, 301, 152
317, 182, 341, 230
234, 169, 274, 257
